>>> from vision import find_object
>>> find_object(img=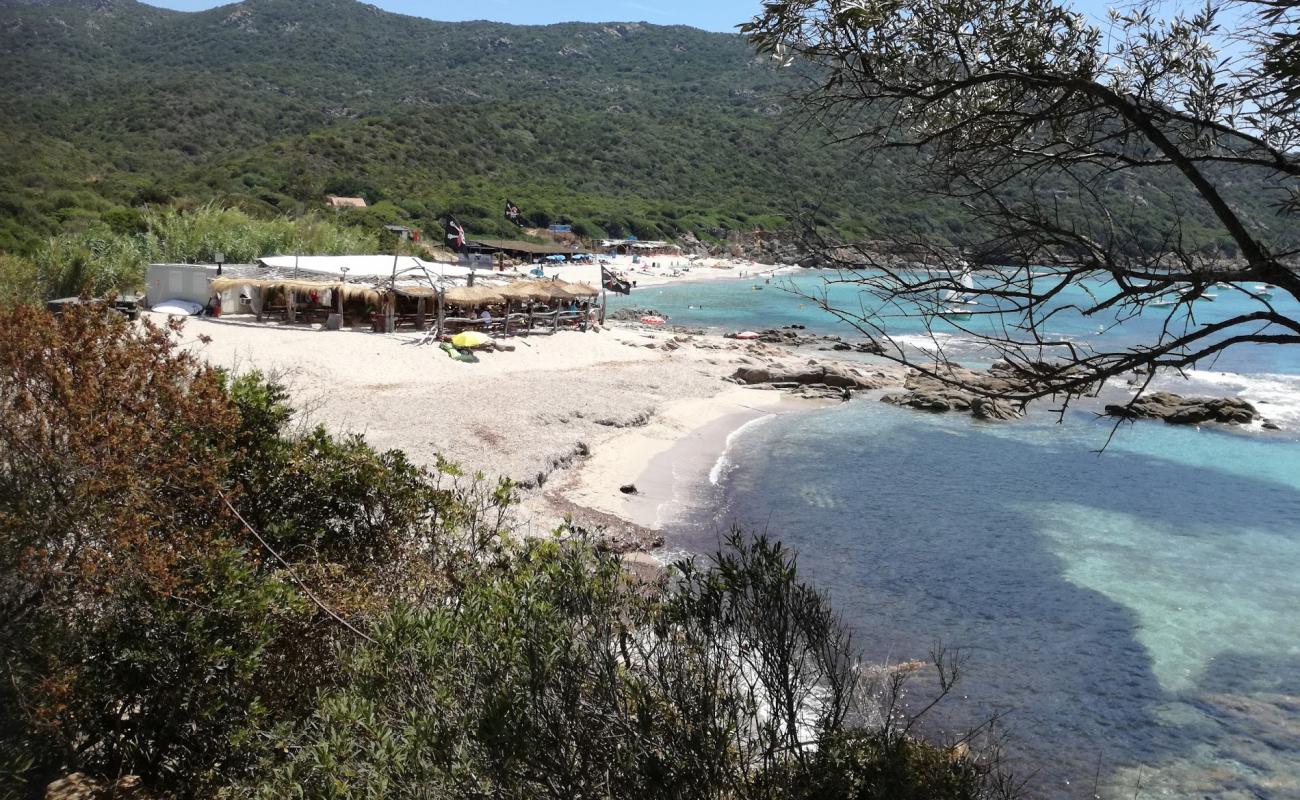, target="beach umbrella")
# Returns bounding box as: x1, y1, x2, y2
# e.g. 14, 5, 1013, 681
451, 331, 493, 349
